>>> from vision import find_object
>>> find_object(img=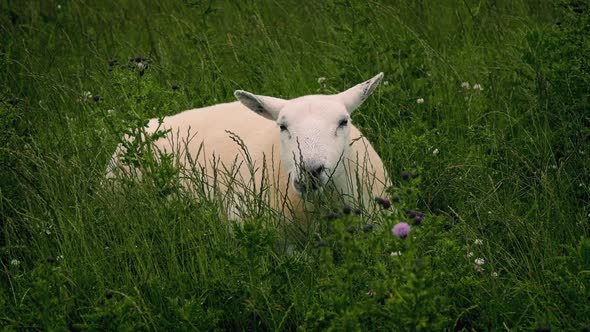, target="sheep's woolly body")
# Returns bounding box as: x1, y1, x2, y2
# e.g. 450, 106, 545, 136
108, 73, 389, 219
